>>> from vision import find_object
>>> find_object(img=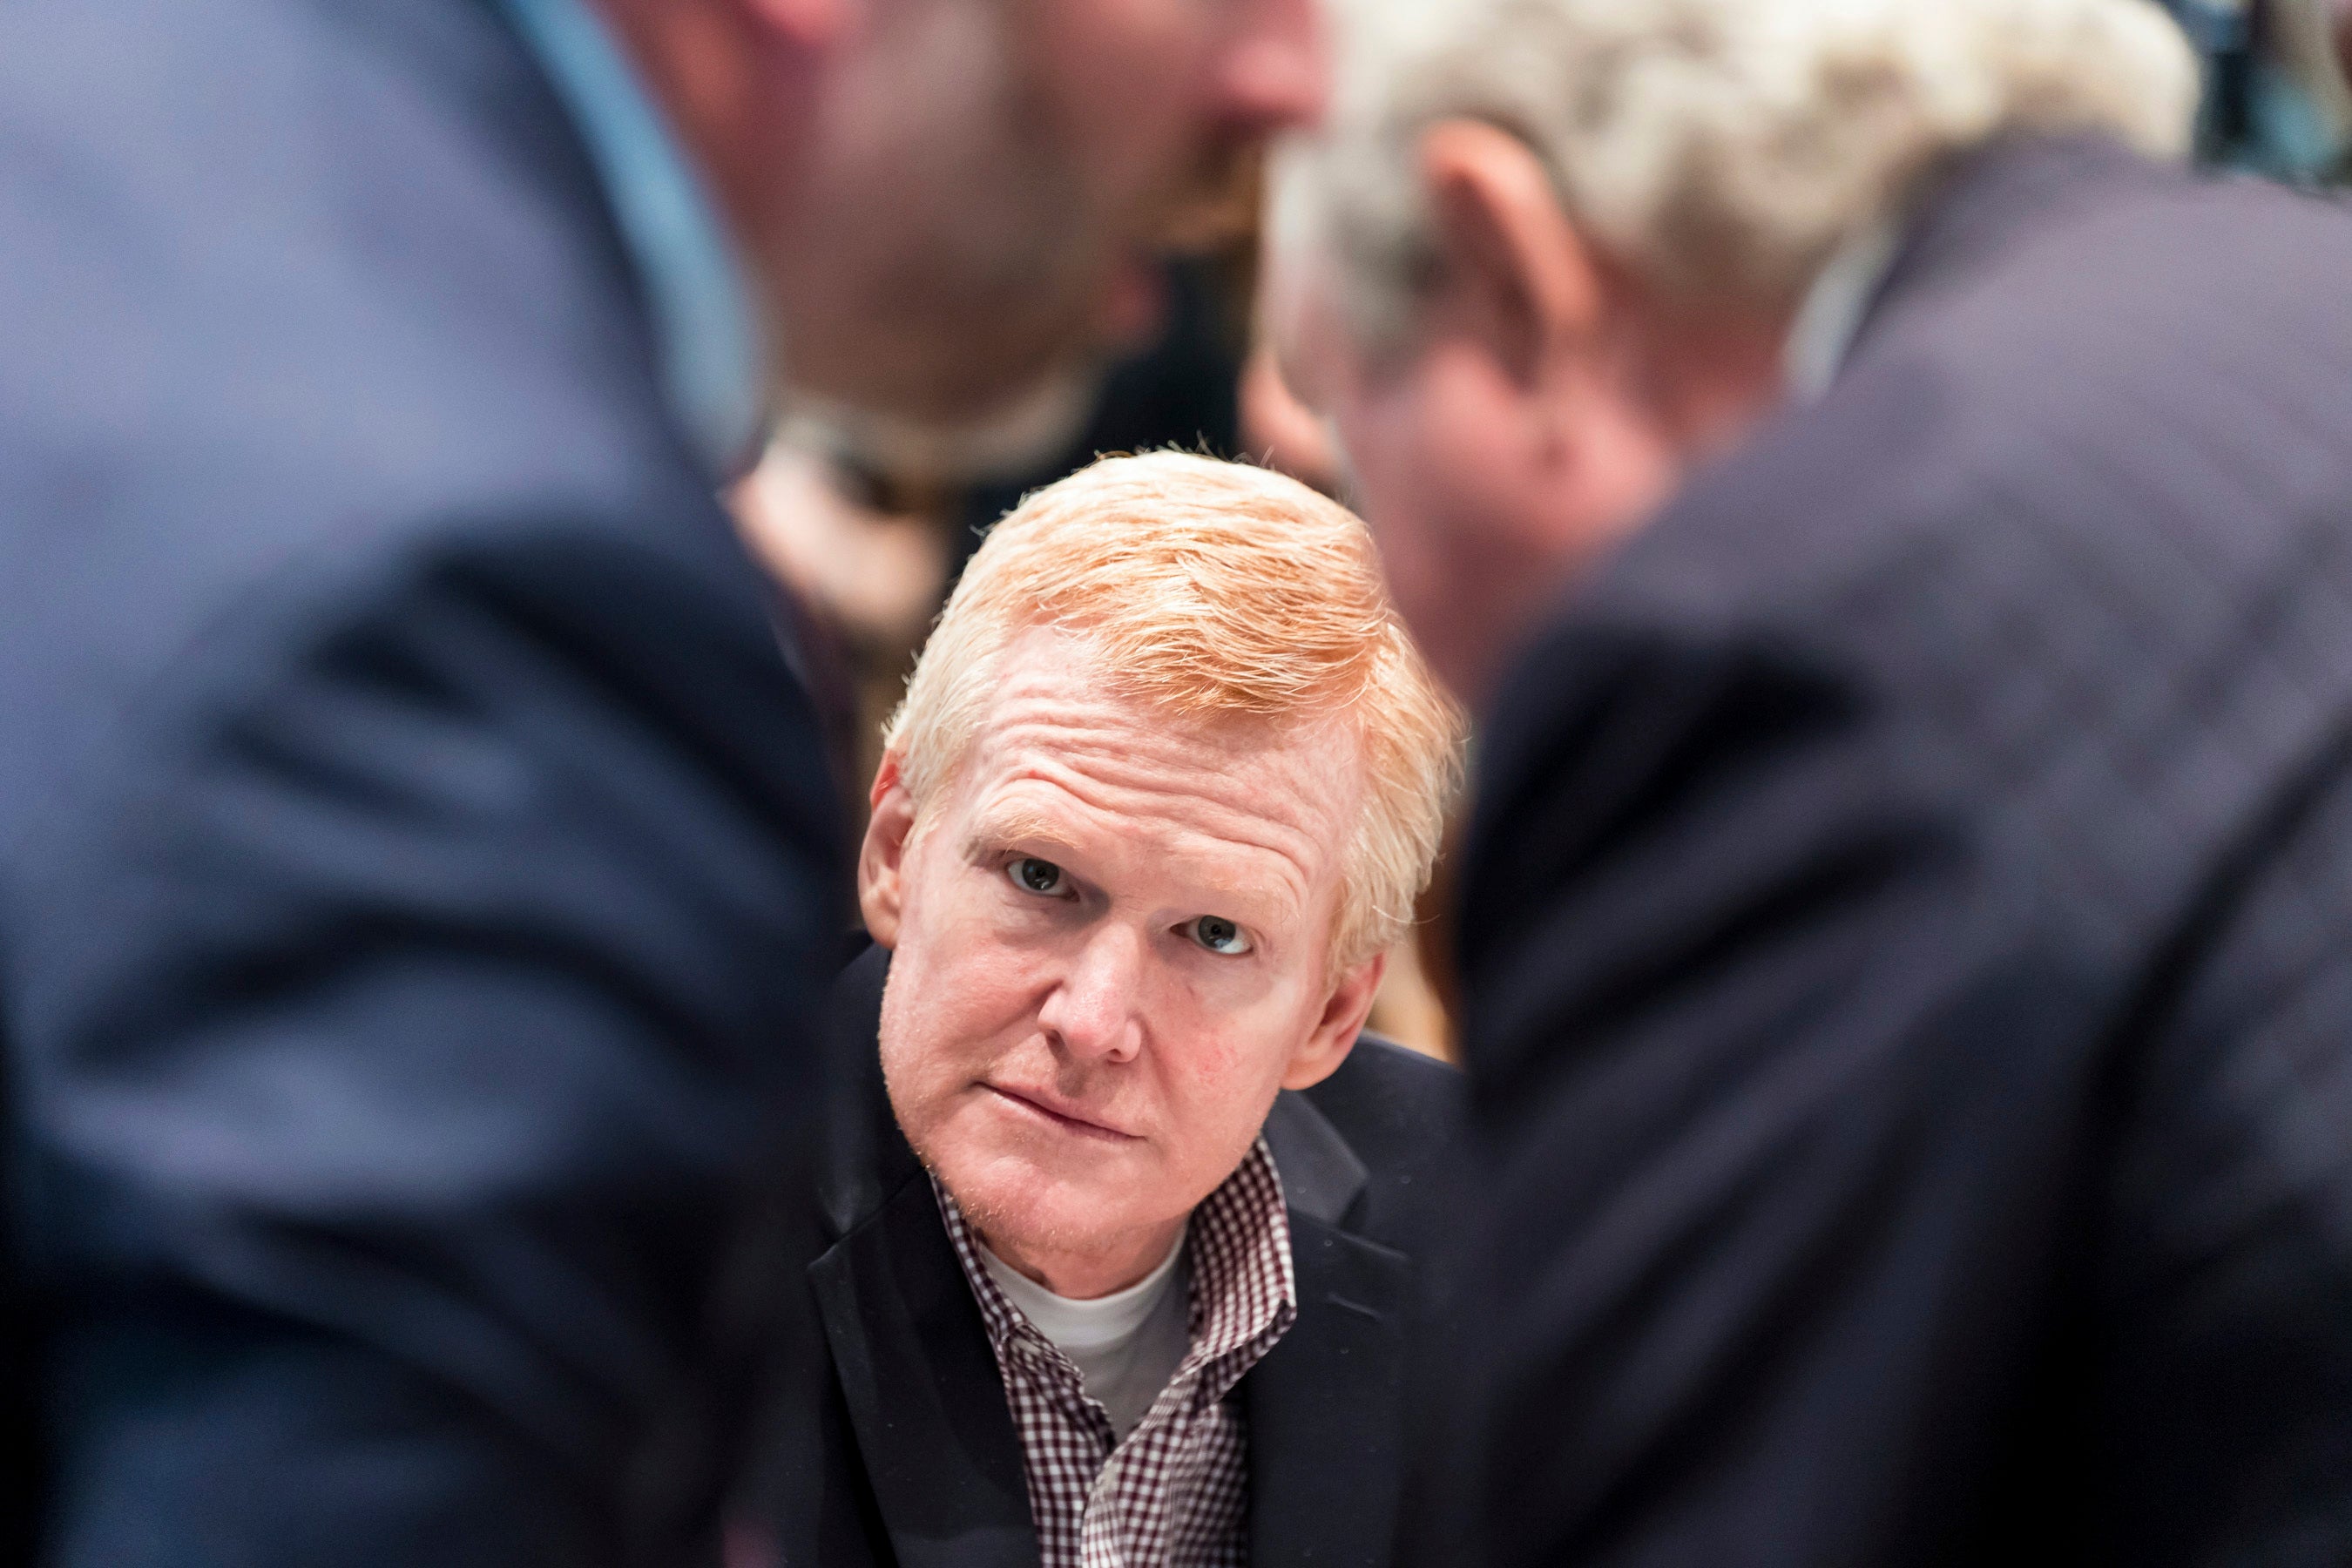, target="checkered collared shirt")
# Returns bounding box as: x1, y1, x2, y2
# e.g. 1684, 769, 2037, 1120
933, 1139, 1297, 1568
